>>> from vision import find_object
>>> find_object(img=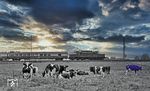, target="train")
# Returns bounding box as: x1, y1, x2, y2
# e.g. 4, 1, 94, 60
0, 51, 105, 61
